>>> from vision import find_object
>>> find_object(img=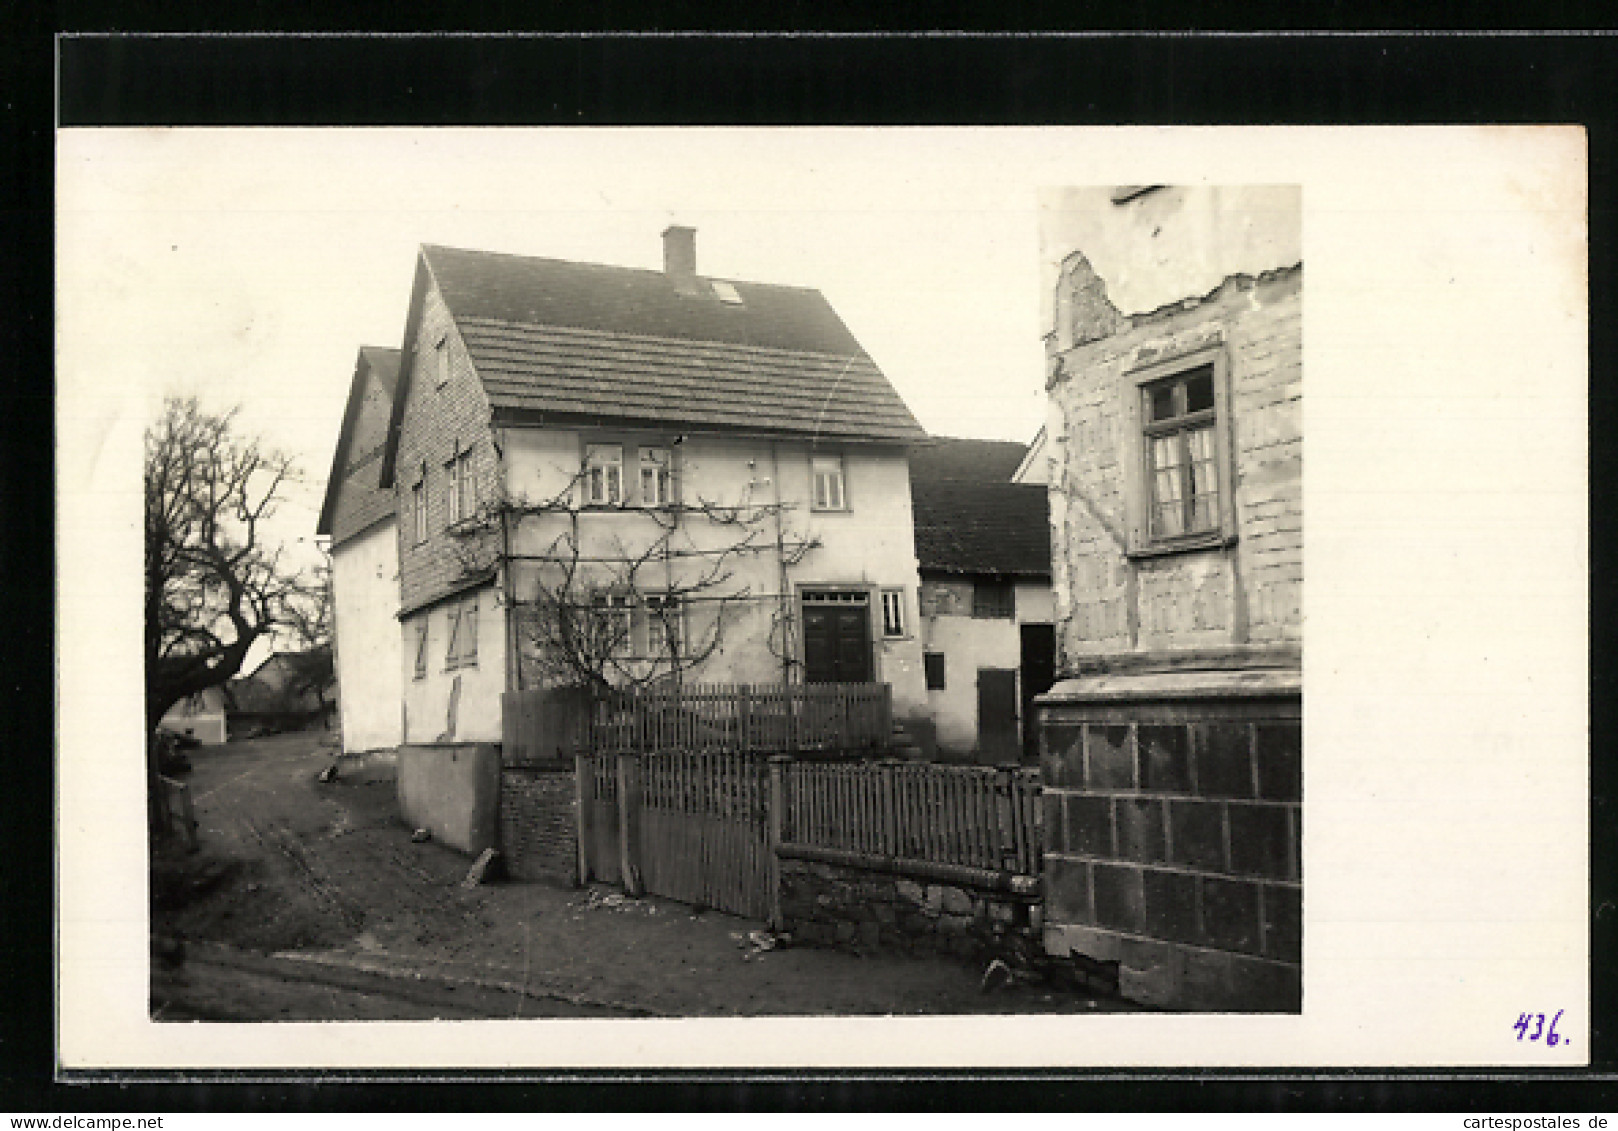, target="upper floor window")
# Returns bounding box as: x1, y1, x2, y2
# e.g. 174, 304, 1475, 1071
1128, 348, 1235, 556
639, 447, 674, 508
434, 334, 451, 389
411, 470, 428, 545
585, 444, 623, 507
811, 455, 846, 511
446, 446, 476, 526
880, 588, 907, 637
972, 578, 1015, 620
